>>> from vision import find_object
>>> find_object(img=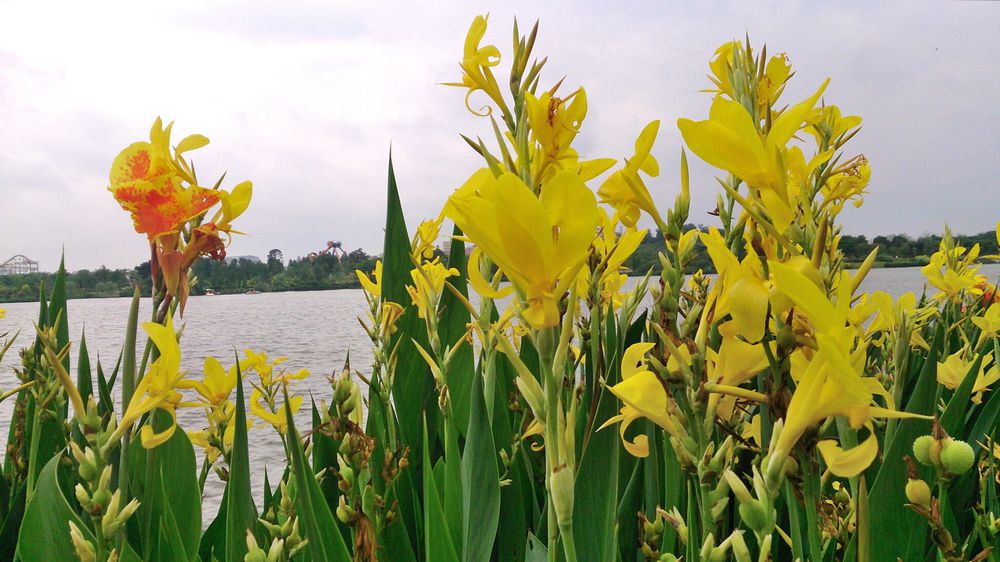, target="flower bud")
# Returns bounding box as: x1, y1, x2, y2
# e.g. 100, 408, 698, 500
905, 479, 932, 508
91, 489, 112, 514
550, 465, 575, 527
336, 496, 356, 525
75, 483, 91, 507
940, 439, 976, 476
738, 502, 770, 534
69, 521, 96, 562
